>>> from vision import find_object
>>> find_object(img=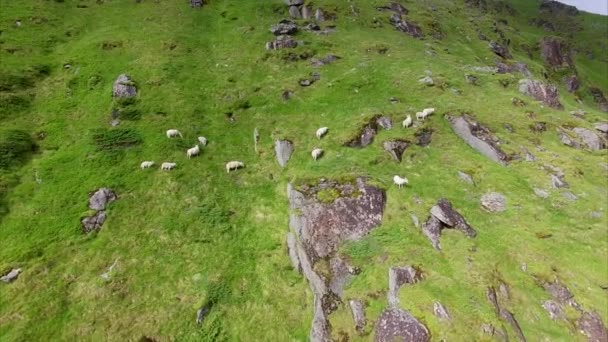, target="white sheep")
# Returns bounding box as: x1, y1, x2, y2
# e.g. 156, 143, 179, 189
393, 175, 409, 188
402, 115, 412, 128
140, 161, 155, 169
166, 129, 183, 138
187, 145, 200, 159
423, 108, 435, 115
198, 136, 208, 146
161, 162, 176, 171
415, 111, 425, 120
311, 148, 324, 161
226, 161, 244, 173
316, 127, 328, 139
